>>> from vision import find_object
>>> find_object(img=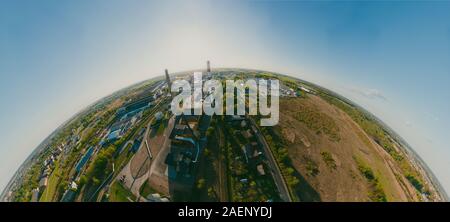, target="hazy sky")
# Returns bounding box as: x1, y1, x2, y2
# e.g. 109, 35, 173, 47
1, 0, 450, 195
